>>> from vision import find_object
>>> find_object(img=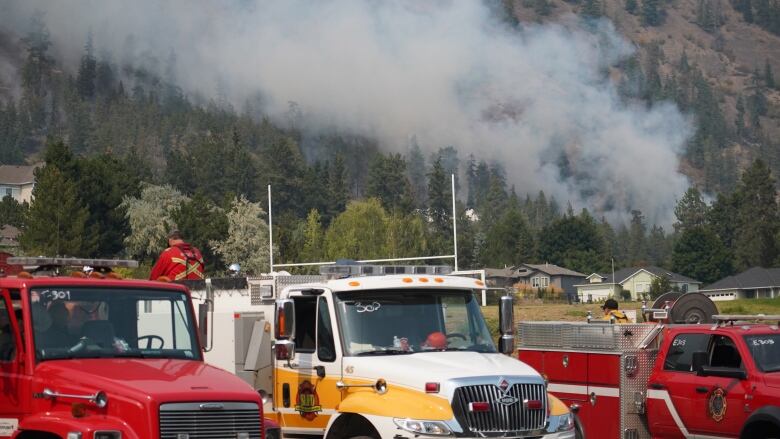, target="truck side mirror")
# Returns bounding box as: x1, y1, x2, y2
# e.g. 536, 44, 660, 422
198, 302, 211, 351
498, 295, 515, 355
275, 299, 296, 340
691, 351, 708, 374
